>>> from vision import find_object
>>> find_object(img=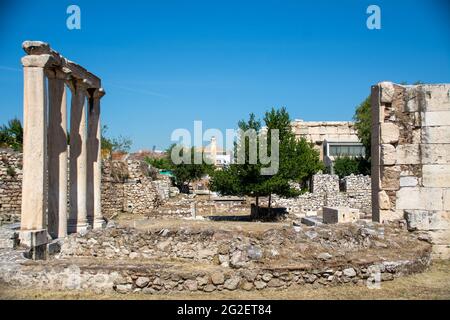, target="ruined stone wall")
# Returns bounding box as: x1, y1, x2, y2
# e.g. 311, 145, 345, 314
371, 82, 450, 259
273, 174, 372, 215
343, 175, 371, 192
311, 174, 339, 194
101, 159, 161, 218
0, 149, 22, 224
0, 152, 165, 223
